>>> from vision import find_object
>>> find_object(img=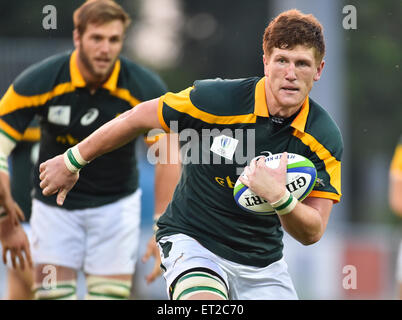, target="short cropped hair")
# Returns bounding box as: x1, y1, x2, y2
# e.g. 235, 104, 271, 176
263, 9, 325, 62
73, 0, 131, 35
